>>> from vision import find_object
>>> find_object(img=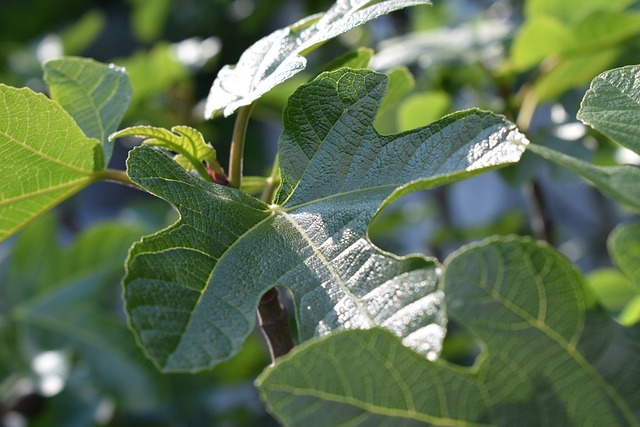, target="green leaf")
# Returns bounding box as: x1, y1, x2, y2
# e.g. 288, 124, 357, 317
258, 237, 640, 426
377, 67, 414, 117
609, 222, 640, 288
110, 125, 216, 180
44, 57, 132, 163
527, 143, 640, 212
620, 297, 640, 326
396, 91, 451, 132
577, 65, 640, 154
321, 47, 374, 73
509, 17, 576, 71
128, 0, 172, 42
3, 219, 160, 410
0, 85, 104, 243
59, 10, 106, 55
125, 68, 528, 372
525, 0, 632, 24
532, 48, 620, 101
204, 0, 431, 118
587, 268, 637, 311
